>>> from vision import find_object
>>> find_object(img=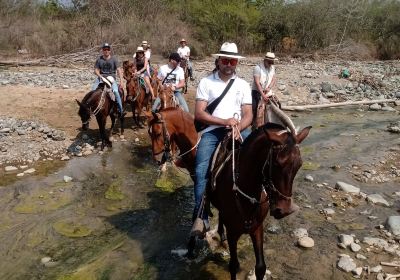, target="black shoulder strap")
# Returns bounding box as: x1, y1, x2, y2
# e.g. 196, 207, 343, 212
162, 67, 177, 85
206, 79, 235, 114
